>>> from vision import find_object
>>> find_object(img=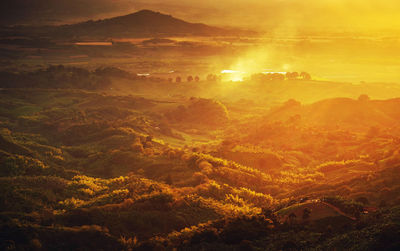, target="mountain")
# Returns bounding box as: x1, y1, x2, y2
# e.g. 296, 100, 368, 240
48, 10, 254, 38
